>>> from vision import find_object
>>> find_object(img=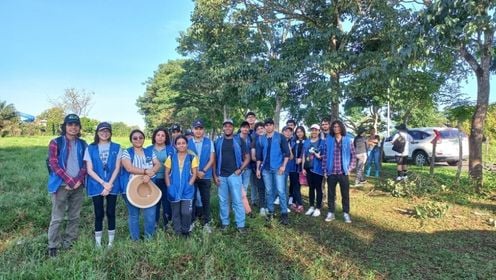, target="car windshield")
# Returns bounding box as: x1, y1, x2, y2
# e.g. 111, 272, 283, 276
439, 129, 466, 139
